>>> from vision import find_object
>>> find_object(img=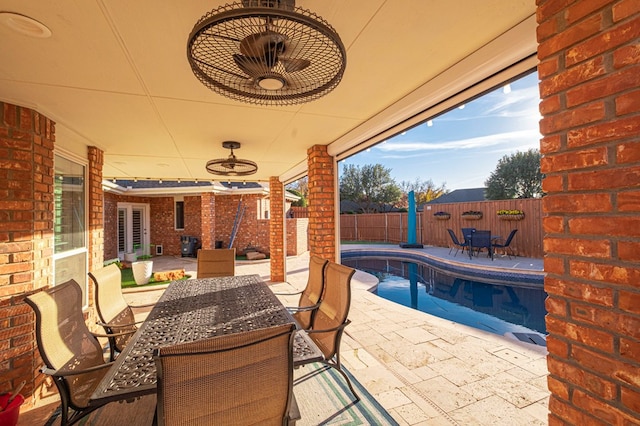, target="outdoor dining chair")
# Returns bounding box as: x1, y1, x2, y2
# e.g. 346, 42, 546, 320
461, 227, 476, 247
196, 248, 236, 278
154, 323, 299, 426
89, 263, 152, 361
274, 255, 328, 329
24, 280, 119, 426
294, 261, 360, 402
470, 230, 493, 260
492, 229, 518, 259
446, 229, 469, 257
